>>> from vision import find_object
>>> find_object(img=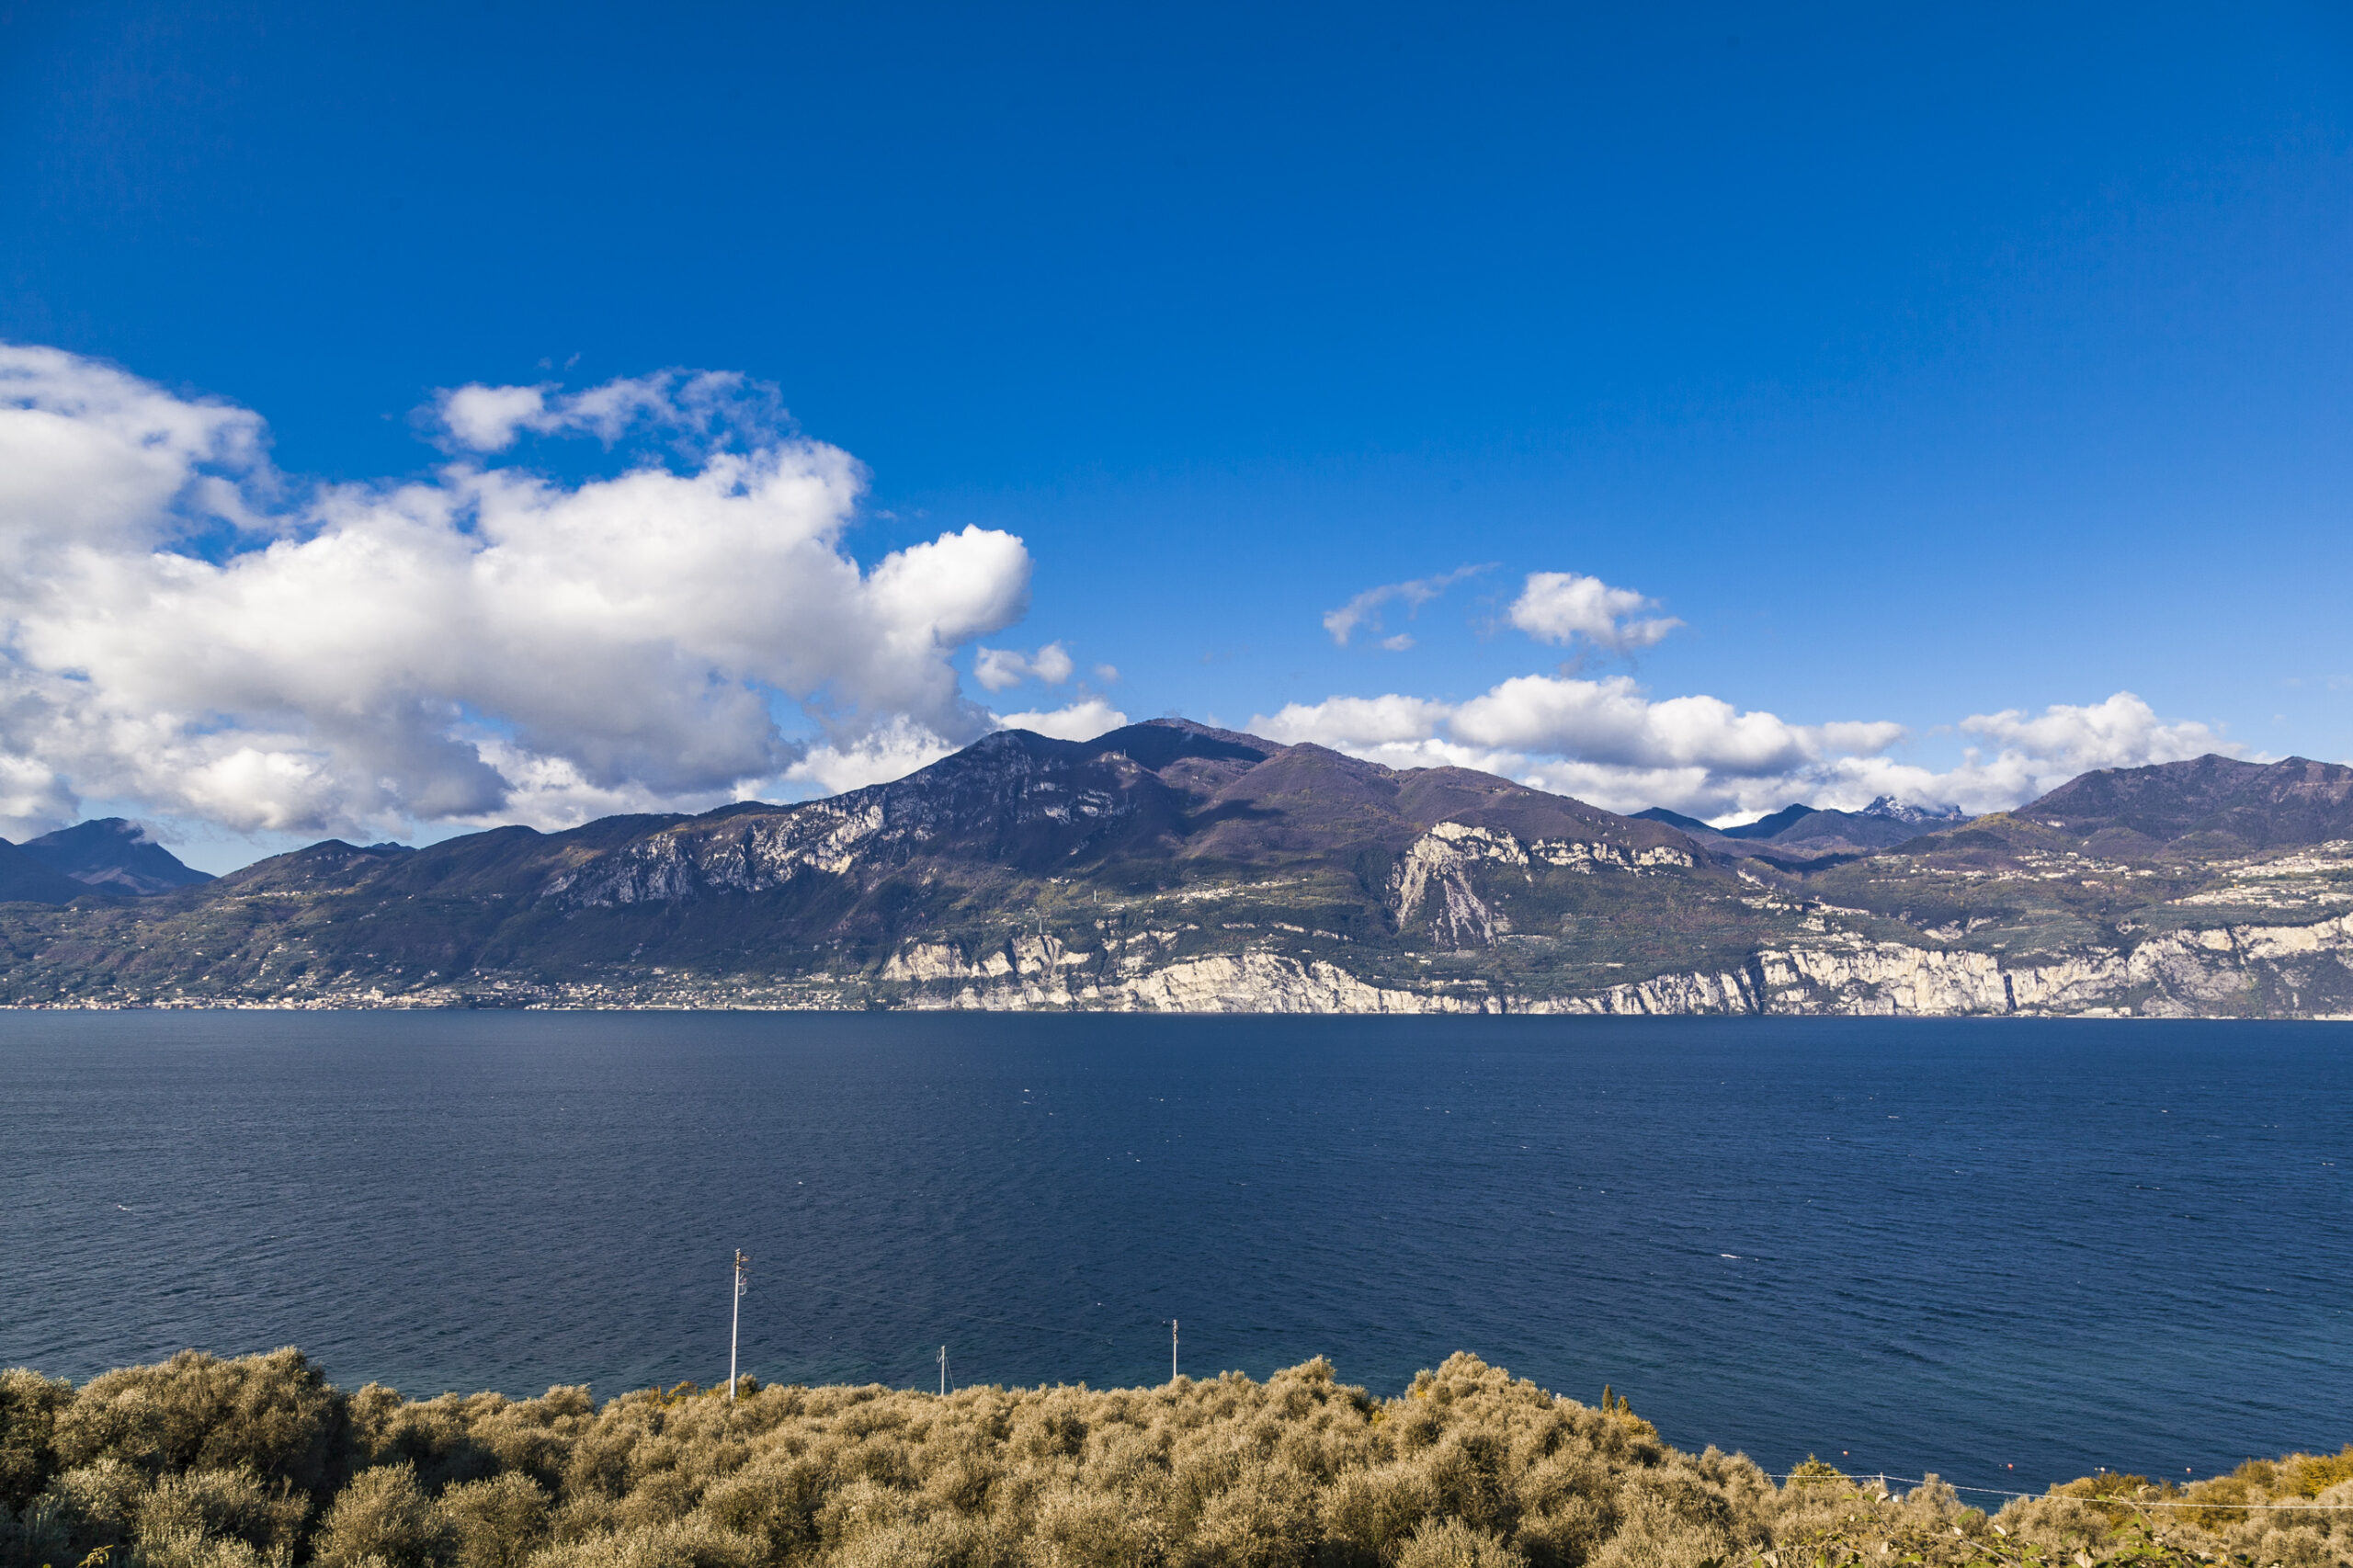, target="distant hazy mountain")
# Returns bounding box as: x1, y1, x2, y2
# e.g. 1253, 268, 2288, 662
1633, 795, 1972, 861
1630, 806, 1713, 835
0, 840, 102, 905
0, 729, 2345, 1017
1710, 804, 1809, 840
0, 817, 212, 903
17, 818, 214, 897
